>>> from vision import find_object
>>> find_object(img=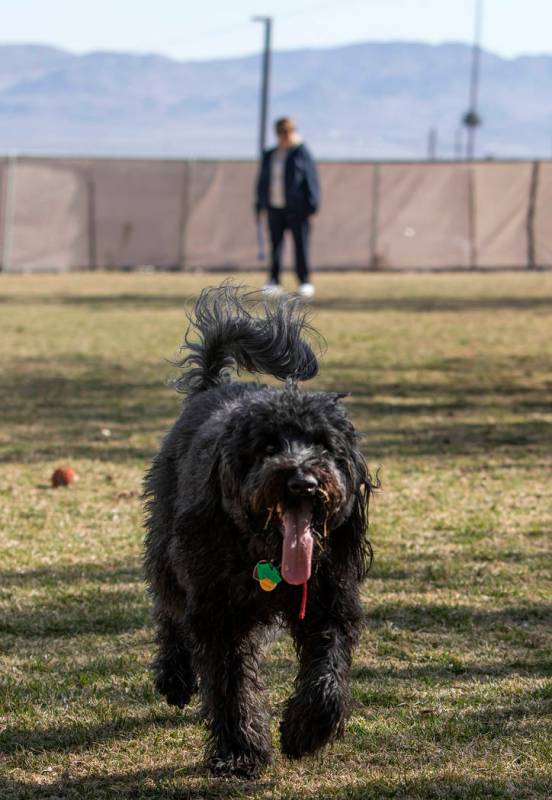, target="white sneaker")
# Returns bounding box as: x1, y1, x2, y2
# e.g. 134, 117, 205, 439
262, 282, 284, 297
298, 283, 315, 298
